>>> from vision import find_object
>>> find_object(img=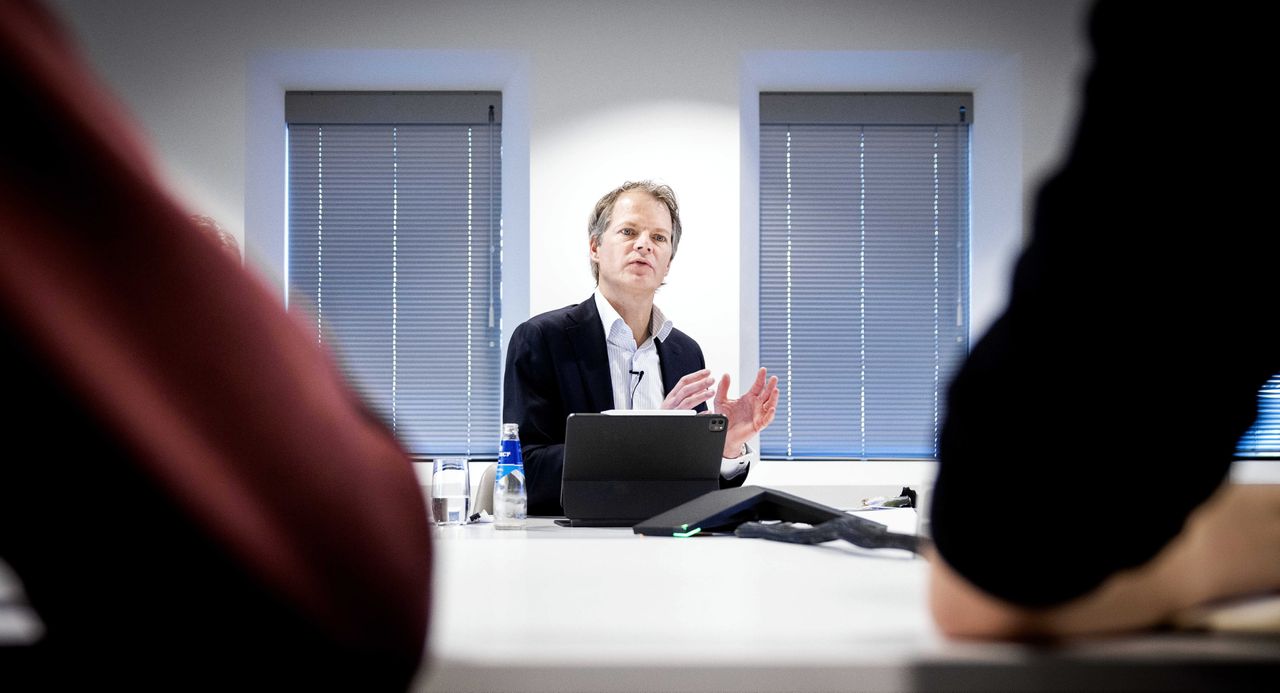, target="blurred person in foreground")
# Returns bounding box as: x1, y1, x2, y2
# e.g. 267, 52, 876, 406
928, 0, 1280, 638
0, 0, 431, 687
